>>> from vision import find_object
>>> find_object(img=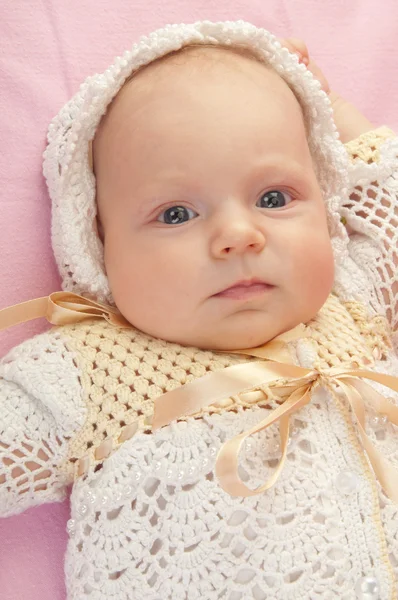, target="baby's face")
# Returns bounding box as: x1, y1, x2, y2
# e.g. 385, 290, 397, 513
93, 48, 334, 350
